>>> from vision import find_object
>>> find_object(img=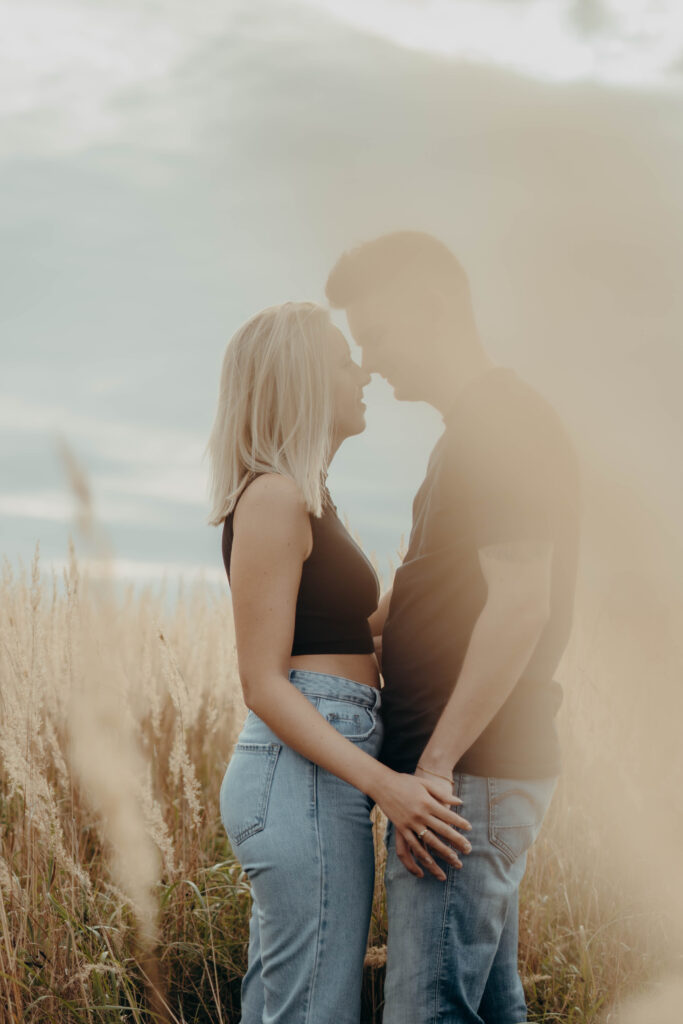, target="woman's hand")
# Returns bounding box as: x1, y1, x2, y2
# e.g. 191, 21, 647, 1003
372, 634, 382, 672
371, 770, 472, 881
